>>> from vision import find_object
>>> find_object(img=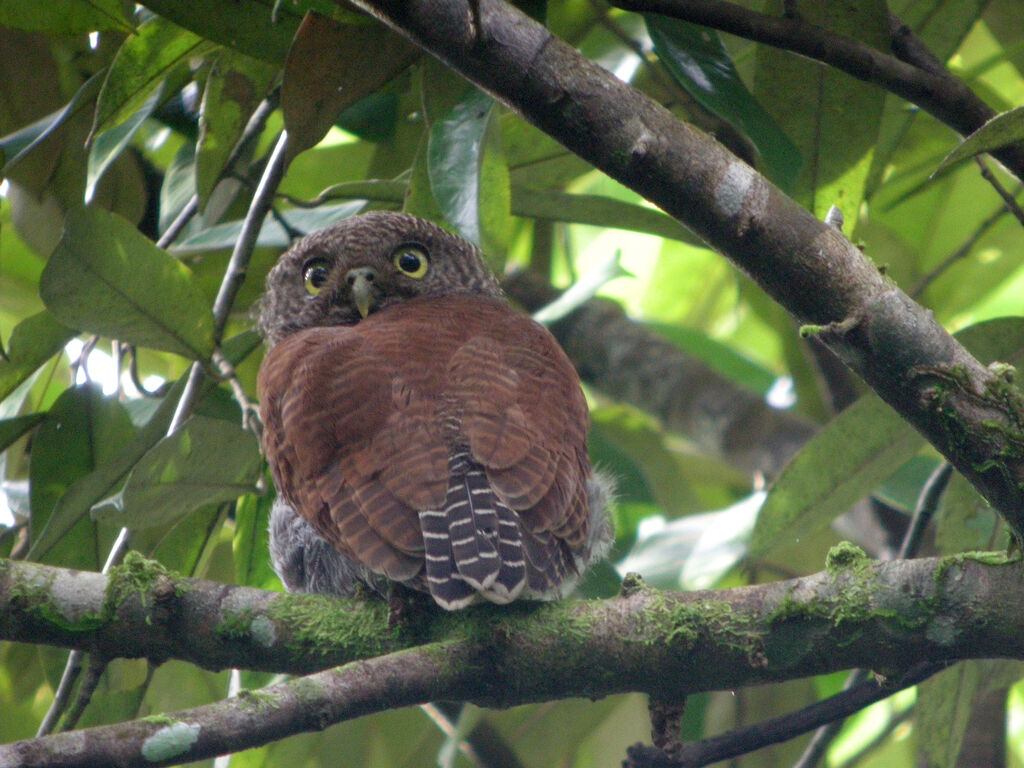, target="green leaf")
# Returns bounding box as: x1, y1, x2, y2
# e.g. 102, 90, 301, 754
40, 207, 216, 359
428, 88, 512, 259
138, 0, 309, 64
512, 189, 696, 243
170, 201, 366, 253
93, 415, 261, 529
0, 413, 44, 453
0, 311, 75, 403
935, 106, 1024, 174
92, 16, 213, 137
1, 72, 104, 178
643, 321, 777, 395
752, 0, 888, 223
751, 316, 1024, 559
0, 0, 132, 33
645, 14, 800, 190
86, 84, 164, 203
27, 375, 187, 560
196, 49, 277, 207
28, 384, 136, 569
749, 393, 925, 559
